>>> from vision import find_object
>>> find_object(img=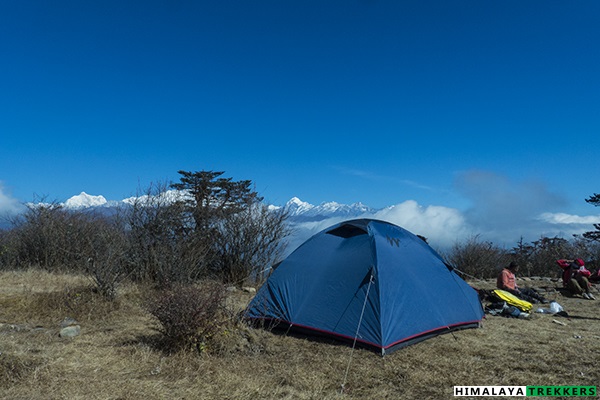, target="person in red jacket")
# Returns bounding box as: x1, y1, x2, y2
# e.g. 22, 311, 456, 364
497, 261, 548, 304
560, 258, 595, 300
